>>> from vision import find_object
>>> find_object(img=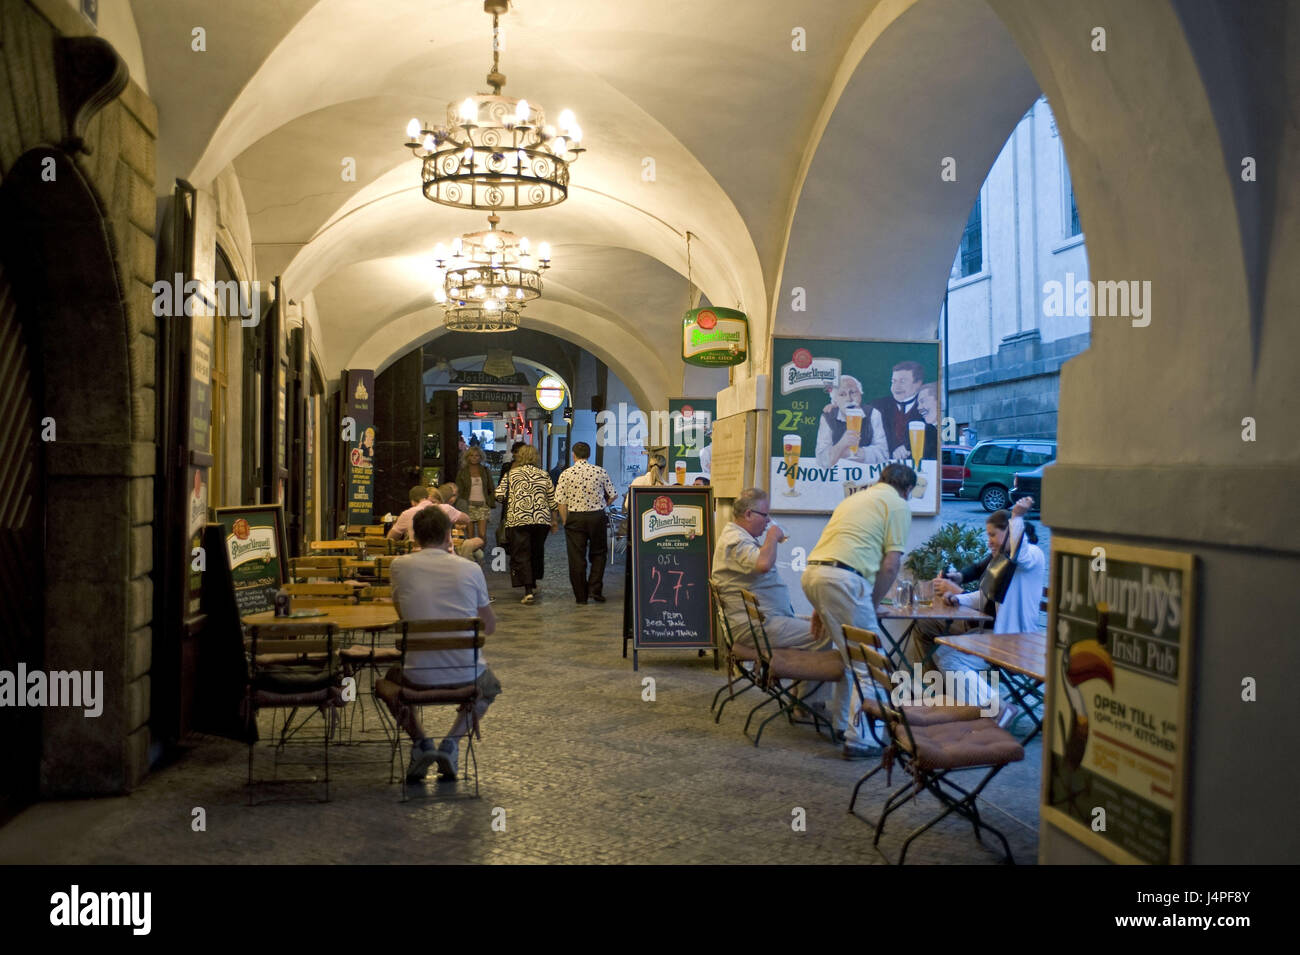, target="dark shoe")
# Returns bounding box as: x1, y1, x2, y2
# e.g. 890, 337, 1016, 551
591, 594, 607, 603
841, 740, 883, 760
